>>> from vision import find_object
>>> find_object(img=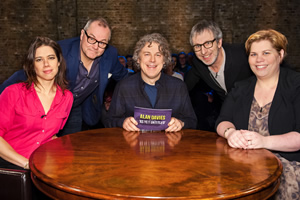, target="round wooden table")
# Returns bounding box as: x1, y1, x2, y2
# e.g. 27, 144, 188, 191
30, 128, 282, 200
